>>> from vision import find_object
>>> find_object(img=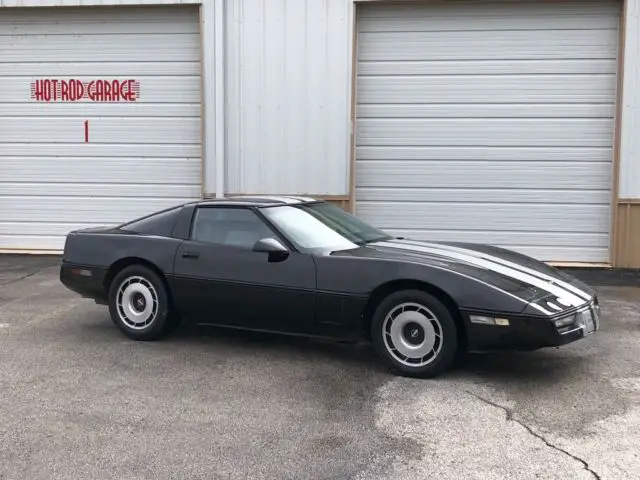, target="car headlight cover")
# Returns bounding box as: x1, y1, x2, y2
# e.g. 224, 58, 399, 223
554, 314, 576, 328
469, 315, 510, 326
